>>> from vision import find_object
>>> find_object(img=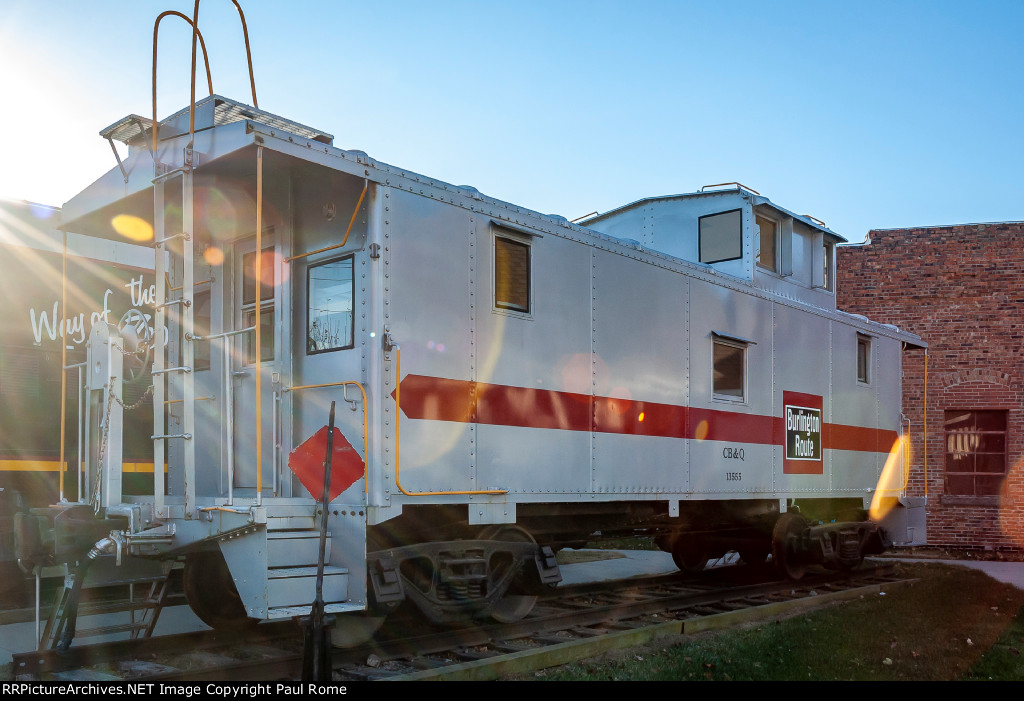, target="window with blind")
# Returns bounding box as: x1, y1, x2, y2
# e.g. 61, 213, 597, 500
494, 235, 530, 313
